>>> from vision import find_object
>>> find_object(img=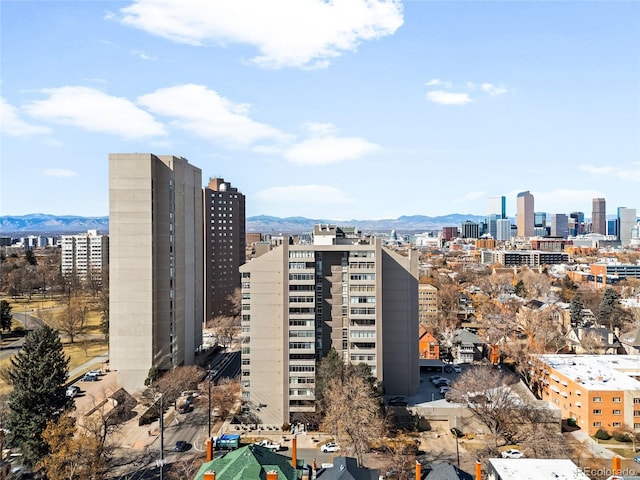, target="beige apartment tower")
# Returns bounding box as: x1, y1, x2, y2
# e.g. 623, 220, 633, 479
109, 154, 203, 391
240, 232, 419, 426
